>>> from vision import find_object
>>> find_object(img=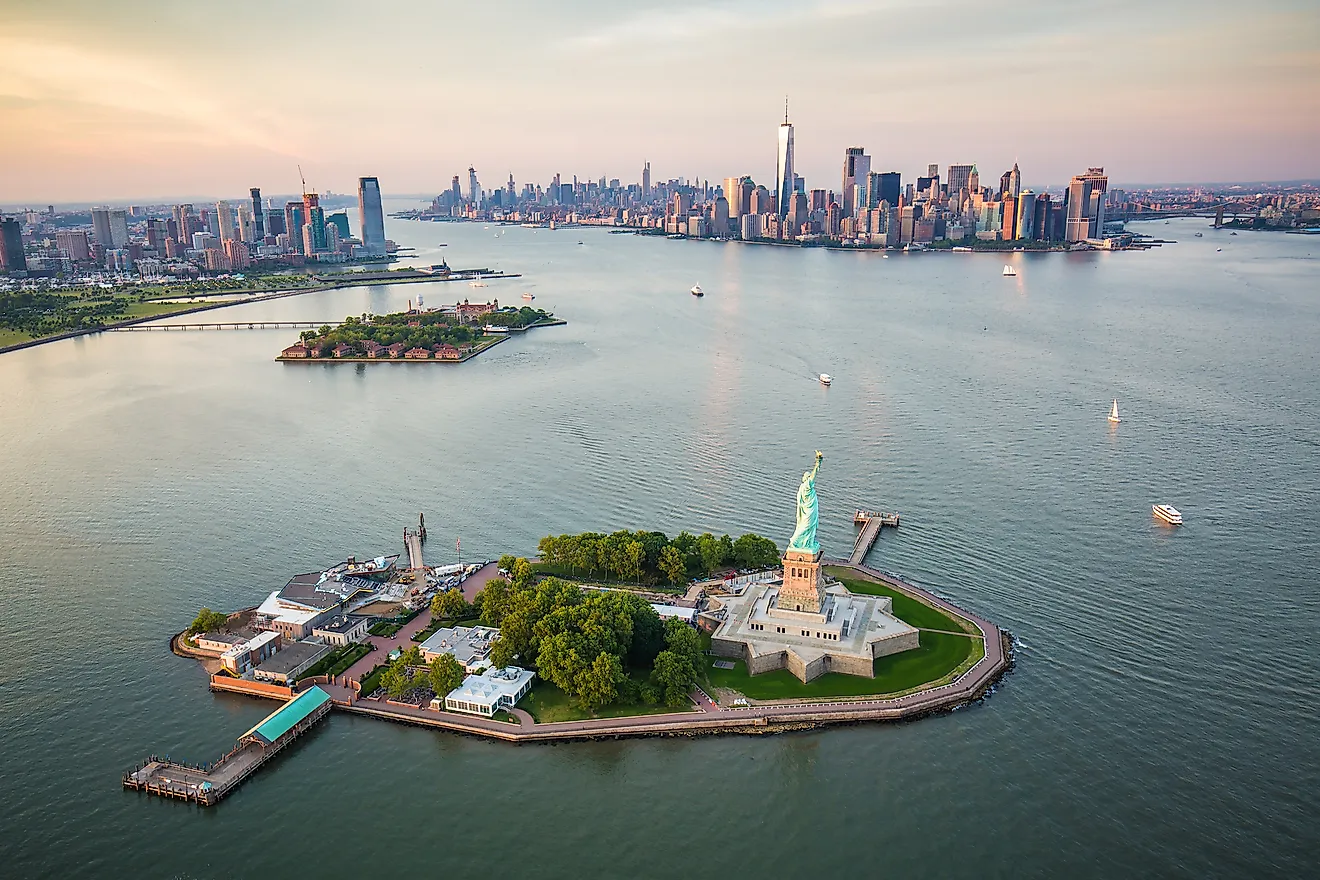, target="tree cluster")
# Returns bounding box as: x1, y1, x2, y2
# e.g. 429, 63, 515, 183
188, 607, 230, 635
430, 587, 470, 620
476, 573, 703, 711
536, 529, 780, 585
299, 310, 479, 353
0, 291, 130, 336
481, 306, 550, 328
